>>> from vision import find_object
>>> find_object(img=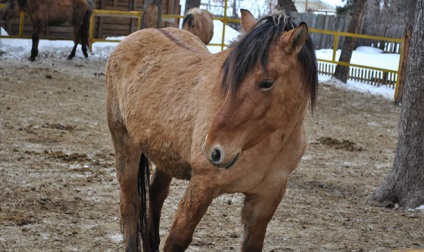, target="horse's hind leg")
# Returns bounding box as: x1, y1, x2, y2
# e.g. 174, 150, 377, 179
147, 168, 172, 251
80, 28, 89, 58
240, 182, 286, 252
78, 23, 88, 58
29, 25, 41, 61
110, 129, 142, 251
